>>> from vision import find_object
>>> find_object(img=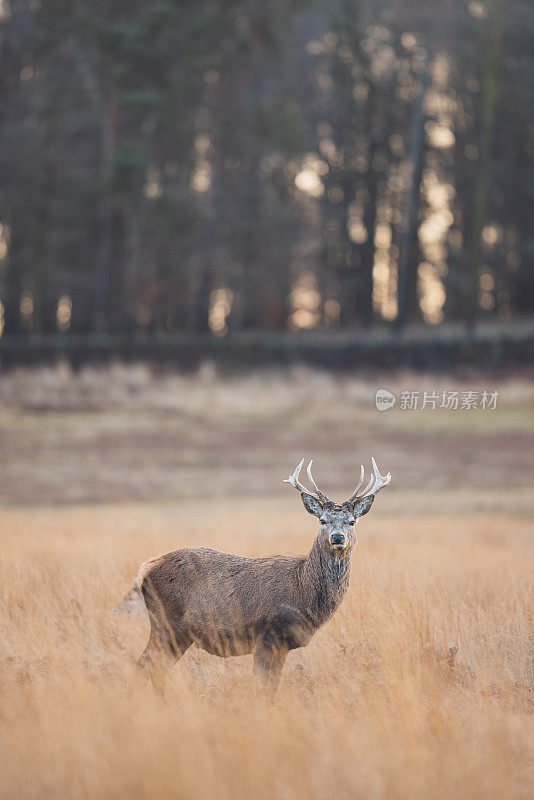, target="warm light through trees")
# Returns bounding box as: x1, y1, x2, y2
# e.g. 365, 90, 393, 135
0, 0, 532, 338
